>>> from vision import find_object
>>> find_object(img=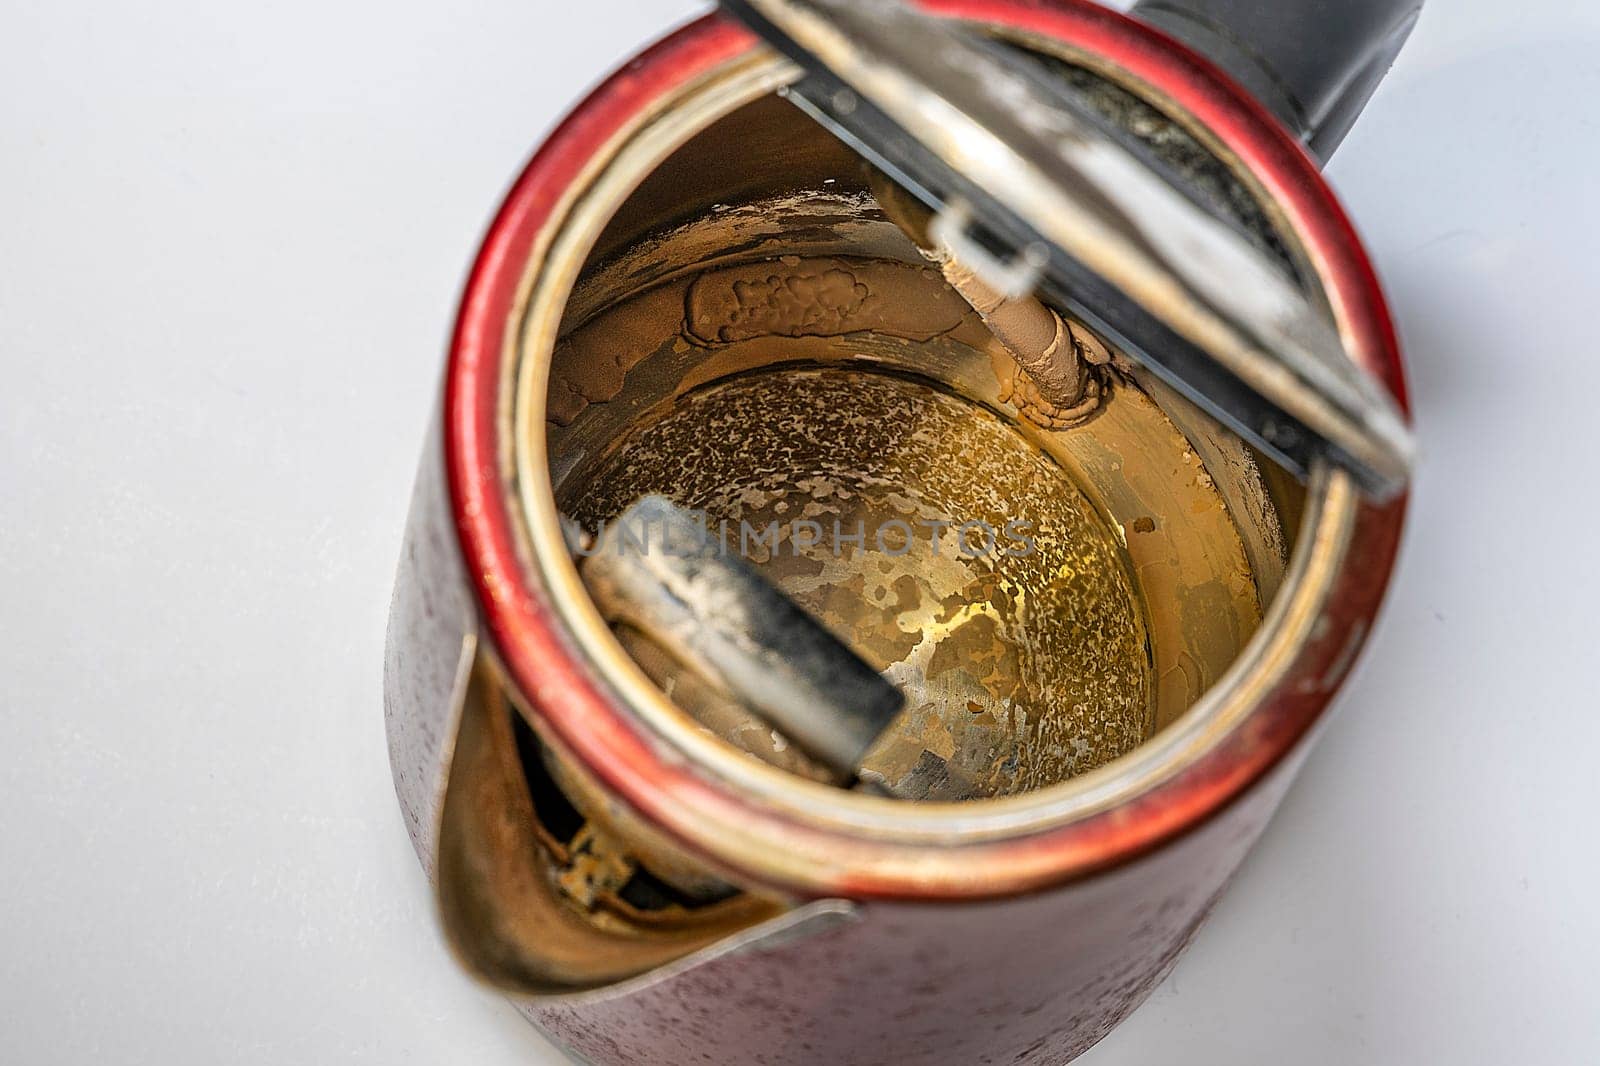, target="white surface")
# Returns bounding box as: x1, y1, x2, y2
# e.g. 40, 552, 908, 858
1, 1, 1595, 1063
